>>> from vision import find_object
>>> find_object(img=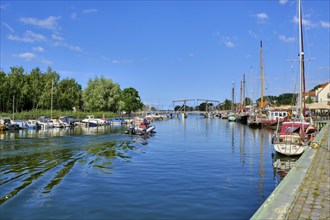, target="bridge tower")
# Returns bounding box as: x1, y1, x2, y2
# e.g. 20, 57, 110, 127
197, 99, 220, 118
173, 99, 195, 118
